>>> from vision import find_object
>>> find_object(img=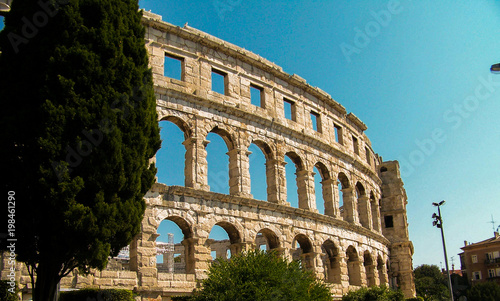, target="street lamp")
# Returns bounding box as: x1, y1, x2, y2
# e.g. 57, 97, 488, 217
0, 0, 12, 16
492, 63, 500, 73
432, 200, 454, 301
